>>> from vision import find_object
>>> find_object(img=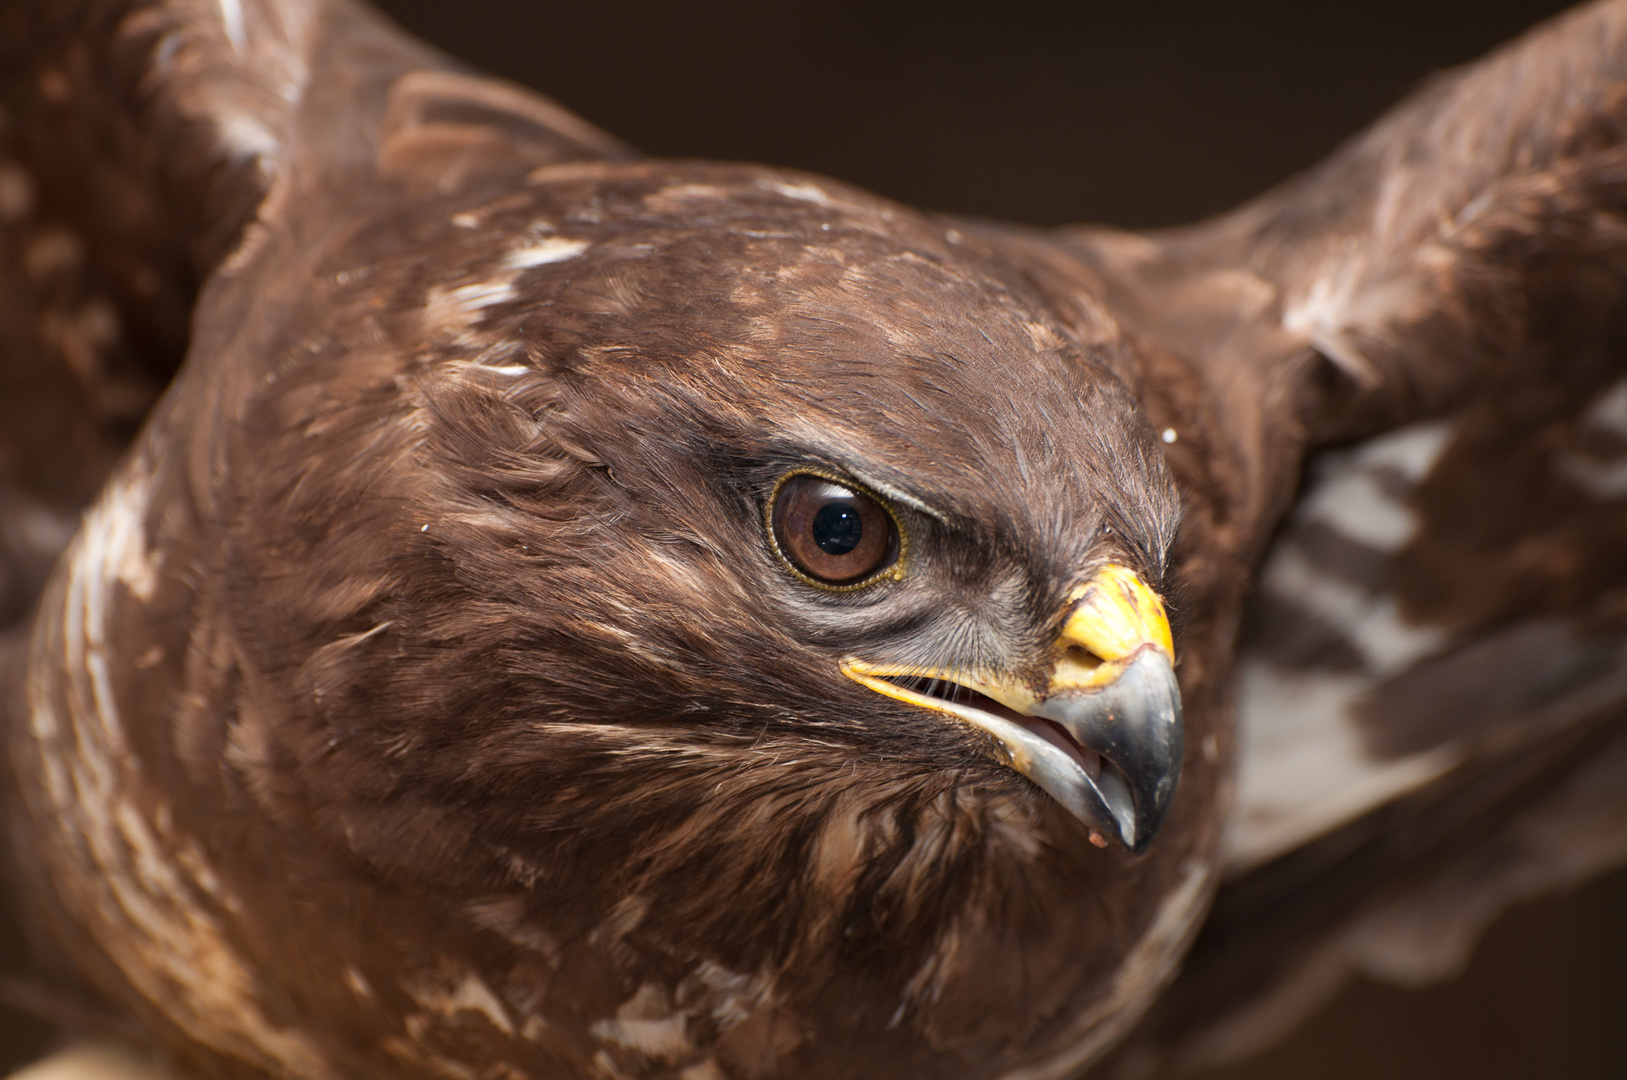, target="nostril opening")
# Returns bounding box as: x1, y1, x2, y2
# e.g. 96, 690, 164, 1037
1055, 645, 1108, 682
